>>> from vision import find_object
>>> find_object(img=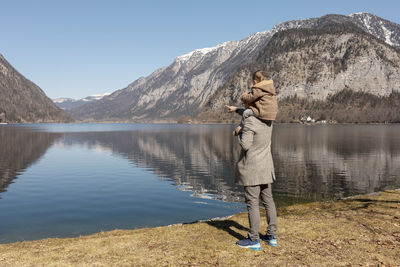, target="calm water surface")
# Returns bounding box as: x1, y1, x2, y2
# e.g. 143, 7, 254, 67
0, 123, 399, 243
